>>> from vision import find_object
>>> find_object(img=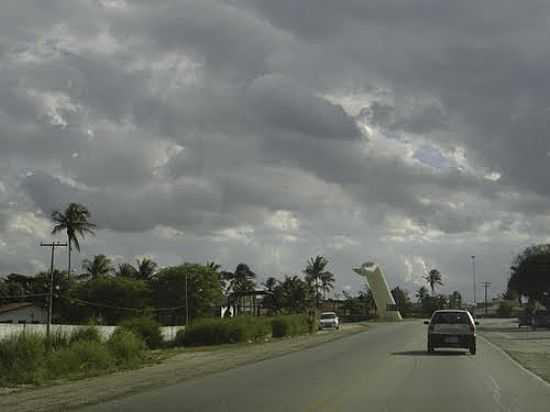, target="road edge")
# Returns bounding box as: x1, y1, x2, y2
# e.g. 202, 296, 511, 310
479, 335, 550, 388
